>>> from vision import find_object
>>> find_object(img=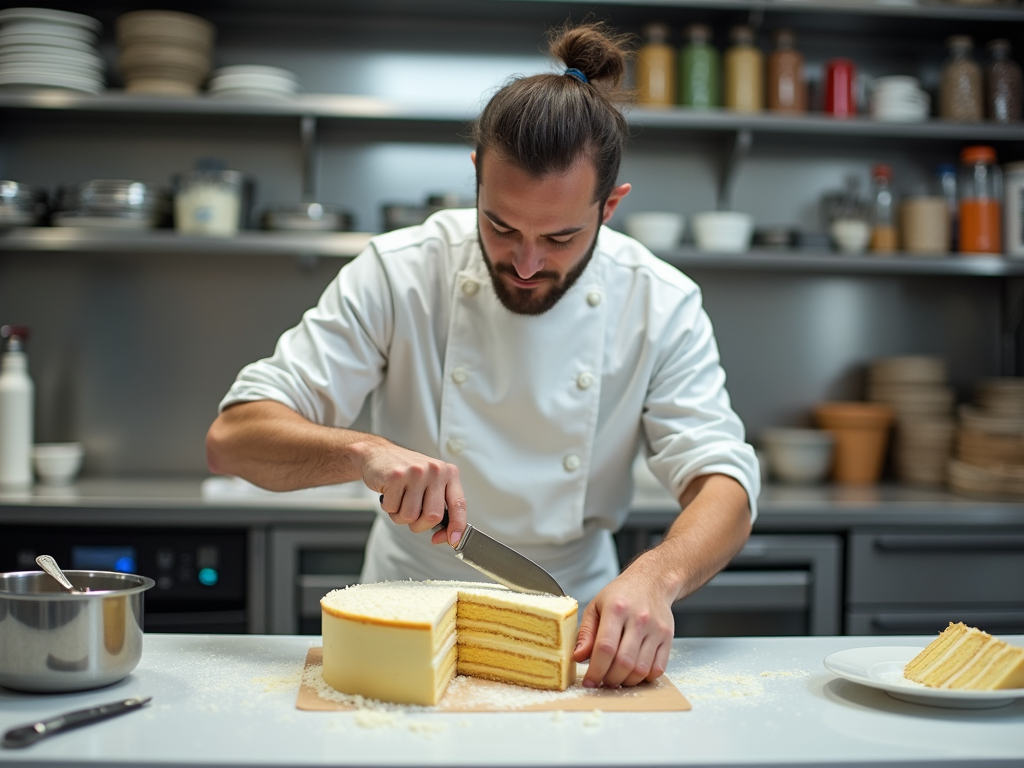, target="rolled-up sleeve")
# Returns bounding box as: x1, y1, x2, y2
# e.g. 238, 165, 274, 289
641, 286, 760, 522
219, 245, 394, 428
